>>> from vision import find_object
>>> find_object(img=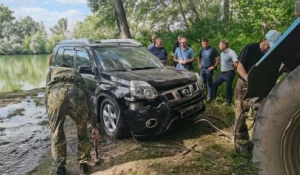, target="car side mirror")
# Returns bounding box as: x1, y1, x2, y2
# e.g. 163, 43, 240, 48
78, 65, 93, 74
